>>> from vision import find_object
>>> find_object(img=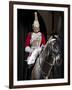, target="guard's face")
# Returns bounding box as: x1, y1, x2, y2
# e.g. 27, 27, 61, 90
33, 27, 40, 33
